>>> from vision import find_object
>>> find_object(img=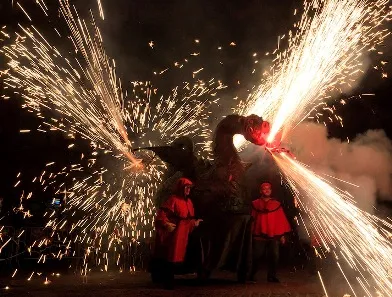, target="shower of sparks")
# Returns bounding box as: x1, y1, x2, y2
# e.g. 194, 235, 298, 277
274, 152, 392, 296
126, 80, 223, 154
235, 0, 392, 147
6, 80, 221, 273
234, 1, 392, 293
2, 0, 140, 166
0, 0, 223, 273
0, 79, 222, 273
233, 2, 392, 290
1, 3, 392, 295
